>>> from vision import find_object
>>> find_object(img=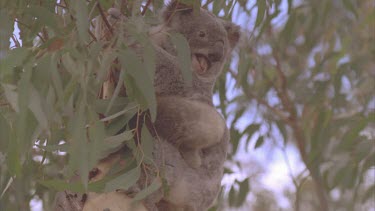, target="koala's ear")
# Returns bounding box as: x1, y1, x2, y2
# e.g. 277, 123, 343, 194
223, 21, 241, 51
163, 0, 194, 22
